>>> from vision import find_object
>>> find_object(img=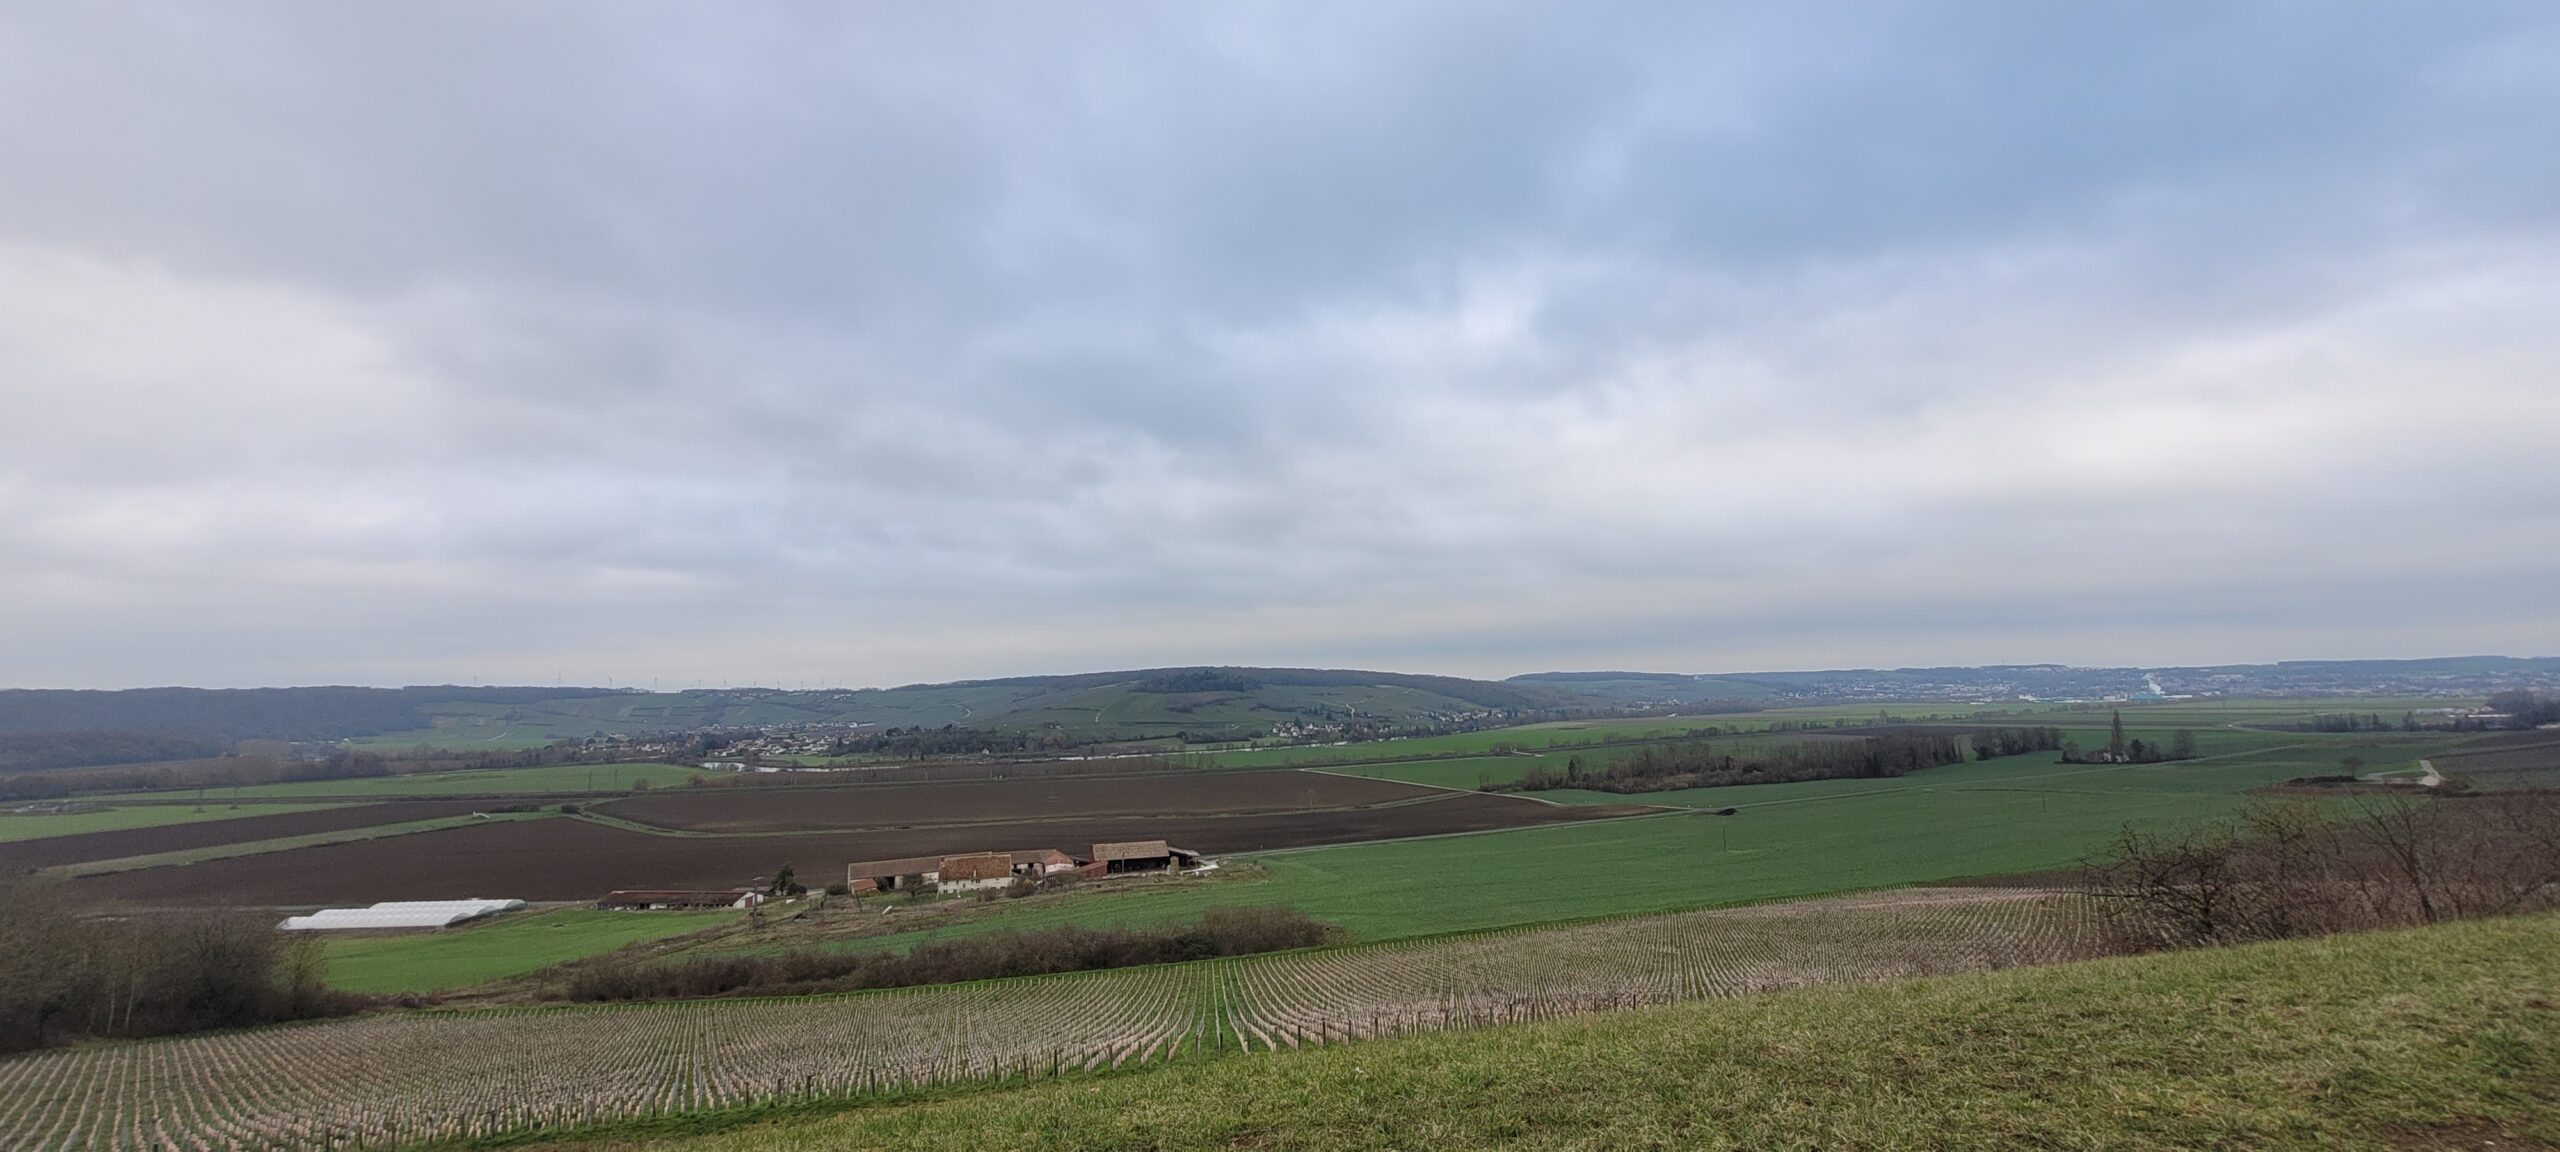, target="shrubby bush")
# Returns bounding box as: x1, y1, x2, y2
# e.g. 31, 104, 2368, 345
2082, 791, 2560, 949
0, 877, 366, 1052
